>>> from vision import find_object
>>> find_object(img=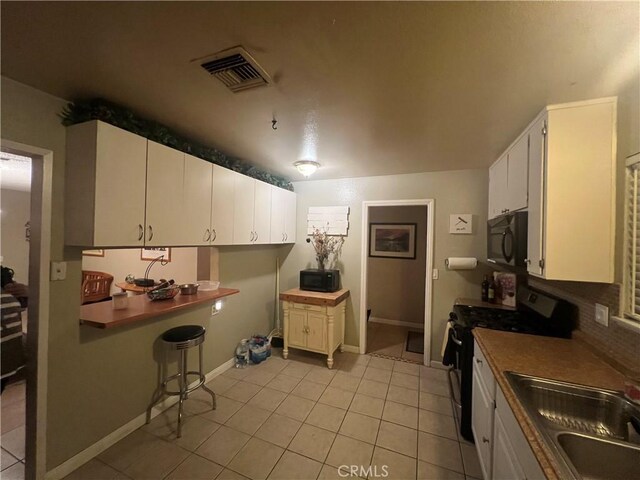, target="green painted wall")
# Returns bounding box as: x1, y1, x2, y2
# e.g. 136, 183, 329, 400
1, 77, 284, 471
